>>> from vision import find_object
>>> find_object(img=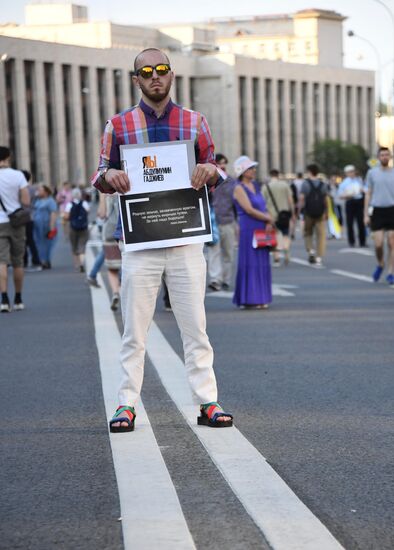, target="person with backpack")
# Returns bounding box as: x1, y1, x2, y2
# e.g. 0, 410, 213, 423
299, 163, 330, 266
64, 187, 90, 272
